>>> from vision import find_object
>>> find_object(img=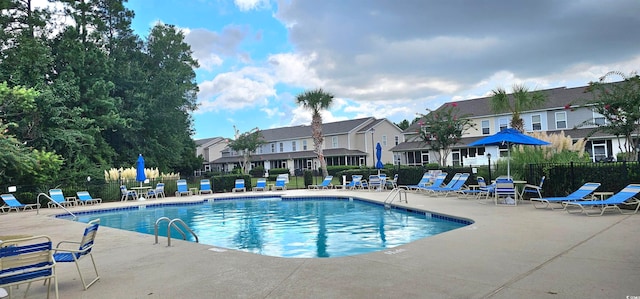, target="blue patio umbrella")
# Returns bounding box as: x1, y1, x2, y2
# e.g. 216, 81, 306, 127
136, 154, 146, 187
375, 143, 384, 173
468, 128, 550, 178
